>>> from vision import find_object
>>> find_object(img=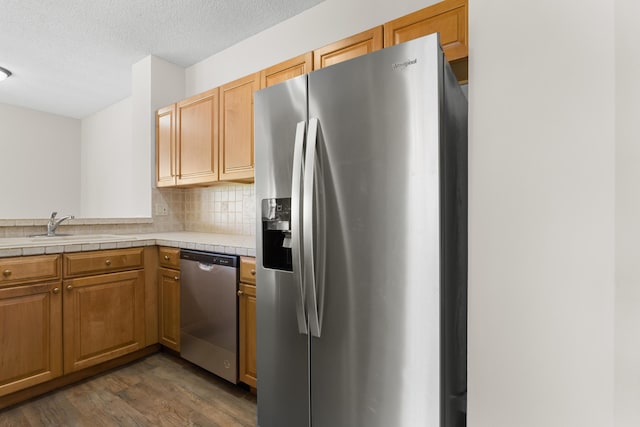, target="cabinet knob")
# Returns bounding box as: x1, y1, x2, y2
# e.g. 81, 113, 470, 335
52, 287, 60, 294
251, 269, 256, 276
2, 269, 11, 277
164, 255, 170, 261
174, 276, 179, 281
105, 259, 112, 266
237, 290, 244, 297
66, 285, 73, 291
